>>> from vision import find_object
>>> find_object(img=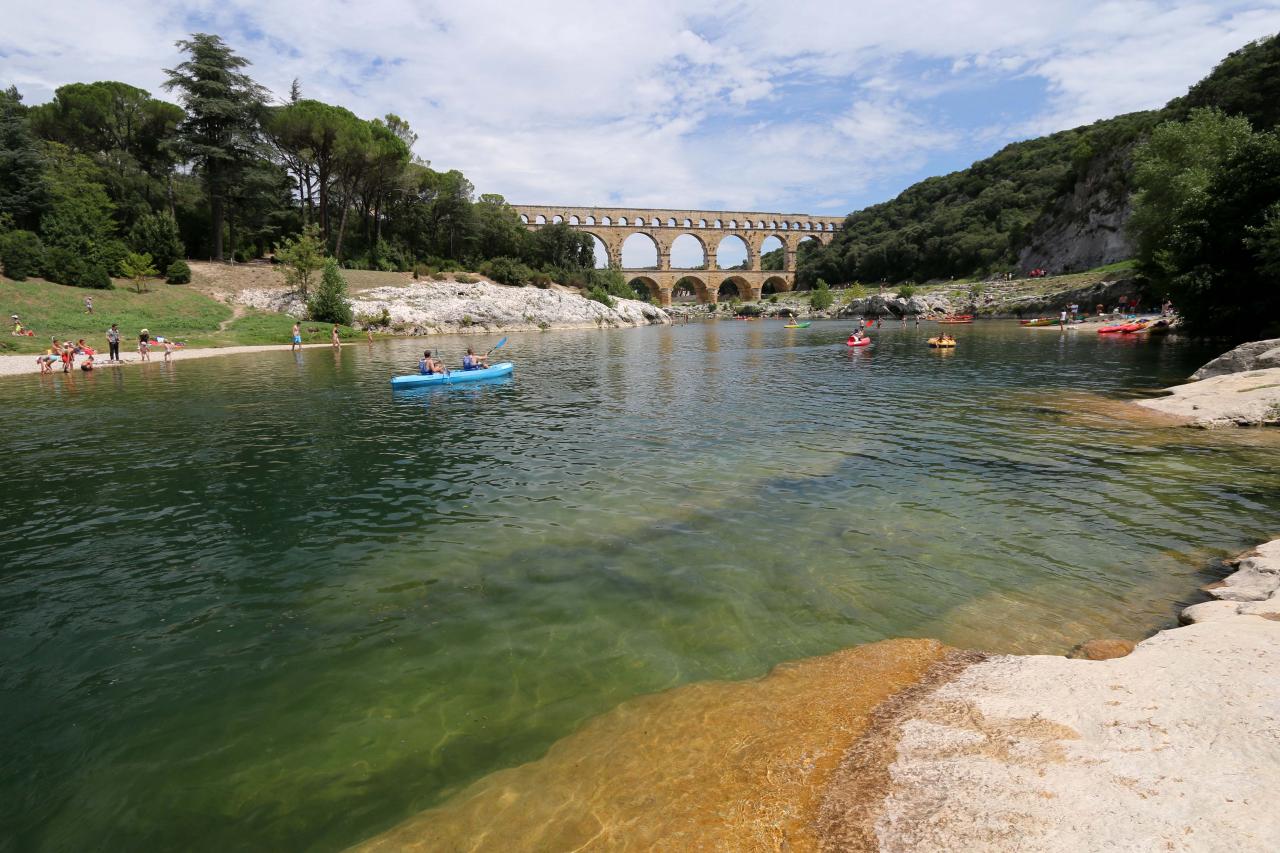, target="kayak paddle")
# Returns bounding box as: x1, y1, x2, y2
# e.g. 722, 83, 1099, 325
486, 337, 508, 357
